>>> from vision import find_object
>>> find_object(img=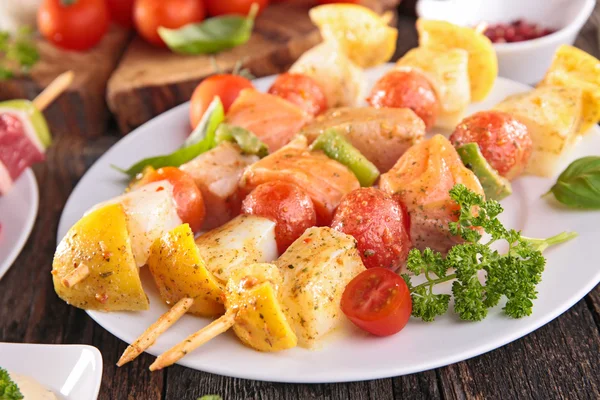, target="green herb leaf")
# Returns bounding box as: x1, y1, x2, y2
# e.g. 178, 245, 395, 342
0, 367, 24, 400
197, 396, 222, 400
0, 27, 39, 80
547, 156, 600, 209
186, 97, 224, 146
159, 4, 258, 55
215, 123, 268, 157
